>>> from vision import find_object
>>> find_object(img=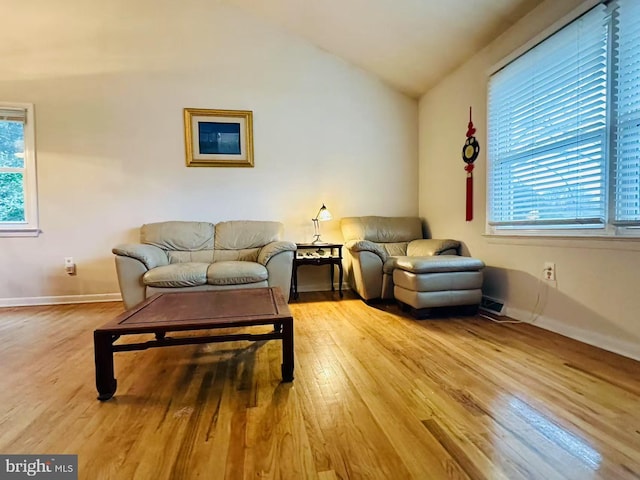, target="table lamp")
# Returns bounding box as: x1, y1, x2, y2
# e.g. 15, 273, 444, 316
312, 203, 332, 245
